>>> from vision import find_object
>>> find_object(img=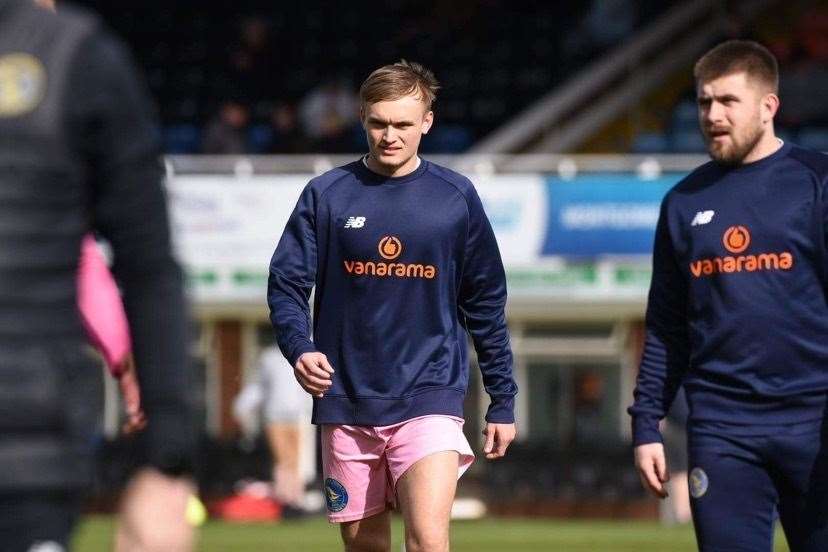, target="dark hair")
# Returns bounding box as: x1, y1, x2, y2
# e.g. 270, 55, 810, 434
694, 40, 779, 93
359, 60, 440, 110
